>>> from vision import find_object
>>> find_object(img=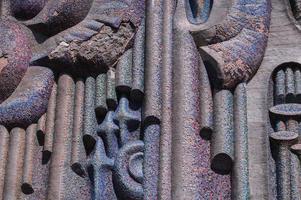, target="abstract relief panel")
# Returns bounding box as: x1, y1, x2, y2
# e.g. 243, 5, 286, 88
1, 0, 301, 199
268, 63, 301, 199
